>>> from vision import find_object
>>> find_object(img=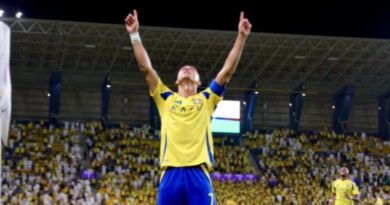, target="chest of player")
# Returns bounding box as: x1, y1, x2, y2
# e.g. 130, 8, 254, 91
168, 95, 204, 114
336, 182, 354, 192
